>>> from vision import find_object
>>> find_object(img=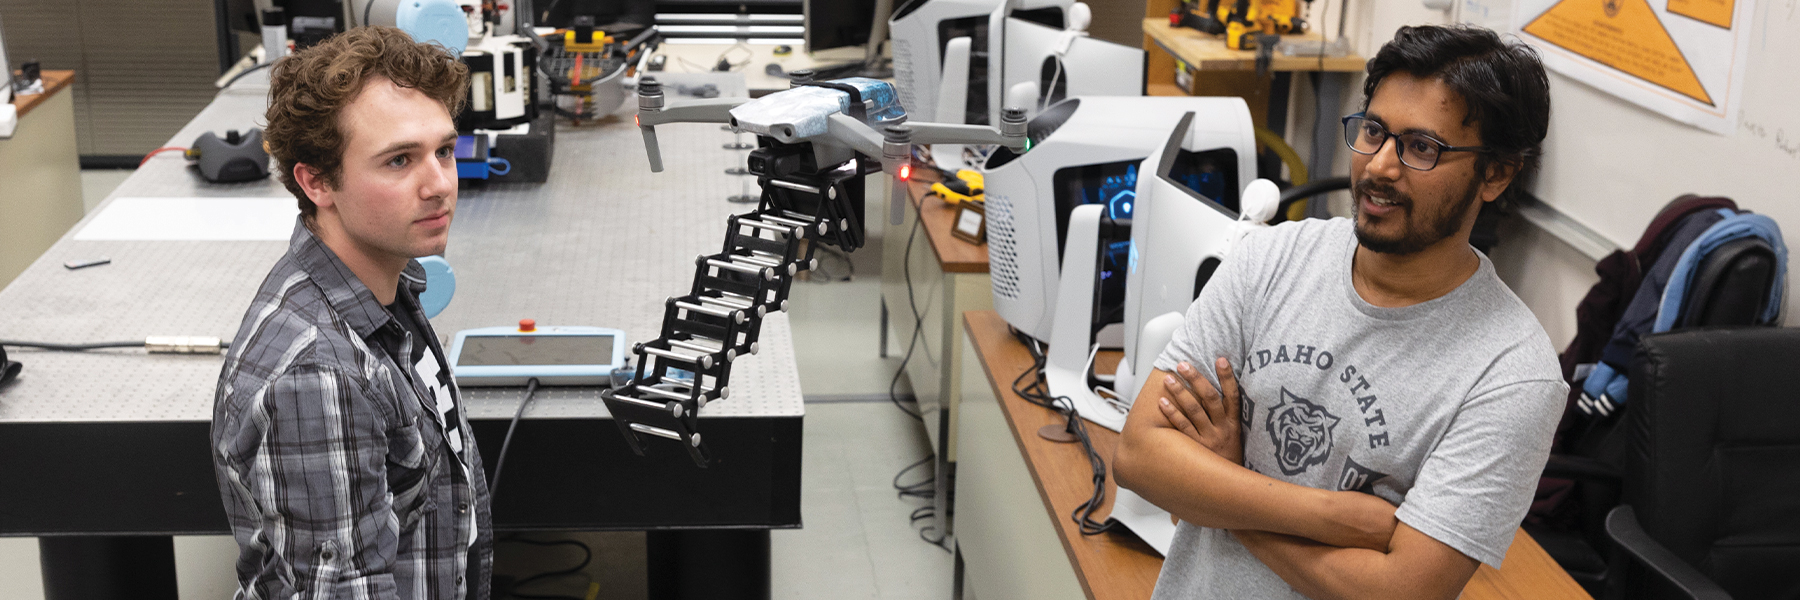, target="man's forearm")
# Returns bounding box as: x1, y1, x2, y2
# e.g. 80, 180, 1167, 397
1233, 525, 1477, 600
1233, 530, 1393, 600
1115, 426, 1396, 550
